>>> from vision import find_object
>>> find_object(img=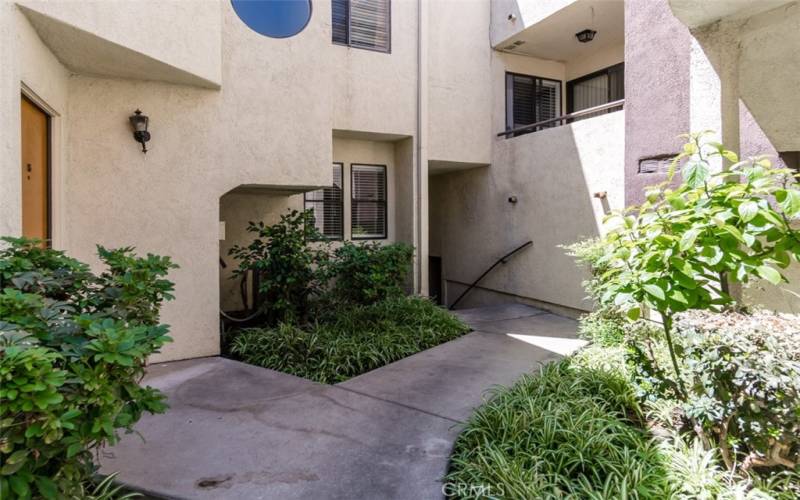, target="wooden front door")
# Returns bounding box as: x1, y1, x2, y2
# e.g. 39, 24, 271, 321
21, 96, 50, 243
